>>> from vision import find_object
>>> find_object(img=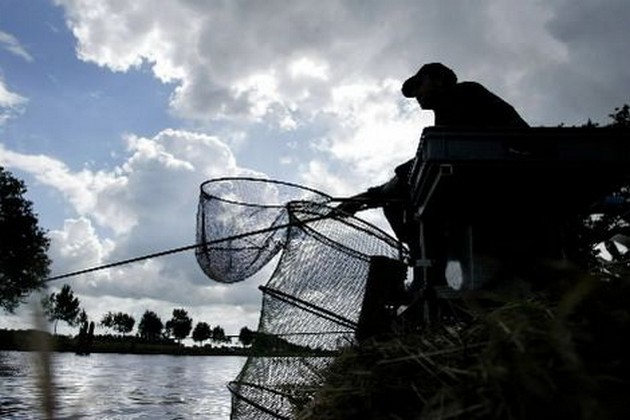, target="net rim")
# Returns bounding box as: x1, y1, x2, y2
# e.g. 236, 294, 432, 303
199, 177, 332, 208
286, 200, 407, 260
